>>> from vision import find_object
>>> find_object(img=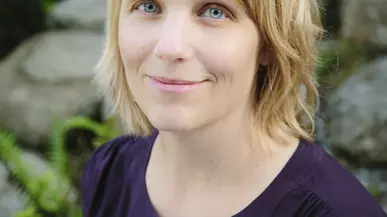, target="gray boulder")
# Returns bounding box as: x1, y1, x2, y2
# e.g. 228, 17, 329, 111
0, 163, 24, 217
325, 57, 387, 163
0, 30, 104, 148
0, 162, 24, 217
0, 186, 24, 217
50, 0, 106, 31
381, 195, 387, 213
341, 0, 387, 49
